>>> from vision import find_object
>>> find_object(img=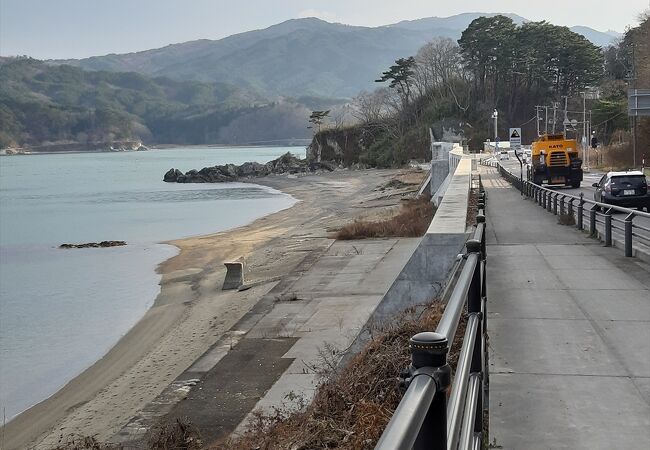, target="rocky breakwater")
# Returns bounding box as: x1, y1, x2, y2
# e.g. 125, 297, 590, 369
163, 152, 334, 183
